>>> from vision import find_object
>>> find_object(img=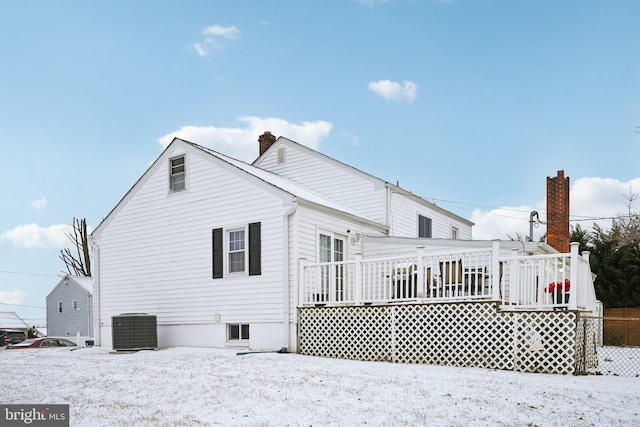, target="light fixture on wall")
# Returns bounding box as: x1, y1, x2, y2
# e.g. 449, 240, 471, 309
350, 233, 362, 245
